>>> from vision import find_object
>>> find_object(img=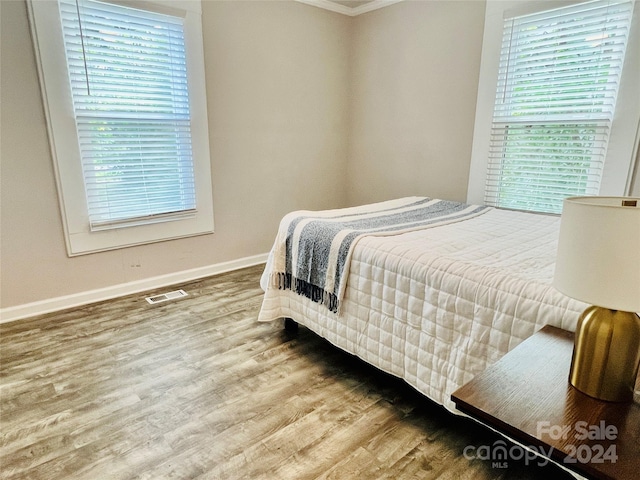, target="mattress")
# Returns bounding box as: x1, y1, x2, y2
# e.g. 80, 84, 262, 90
258, 206, 587, 412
